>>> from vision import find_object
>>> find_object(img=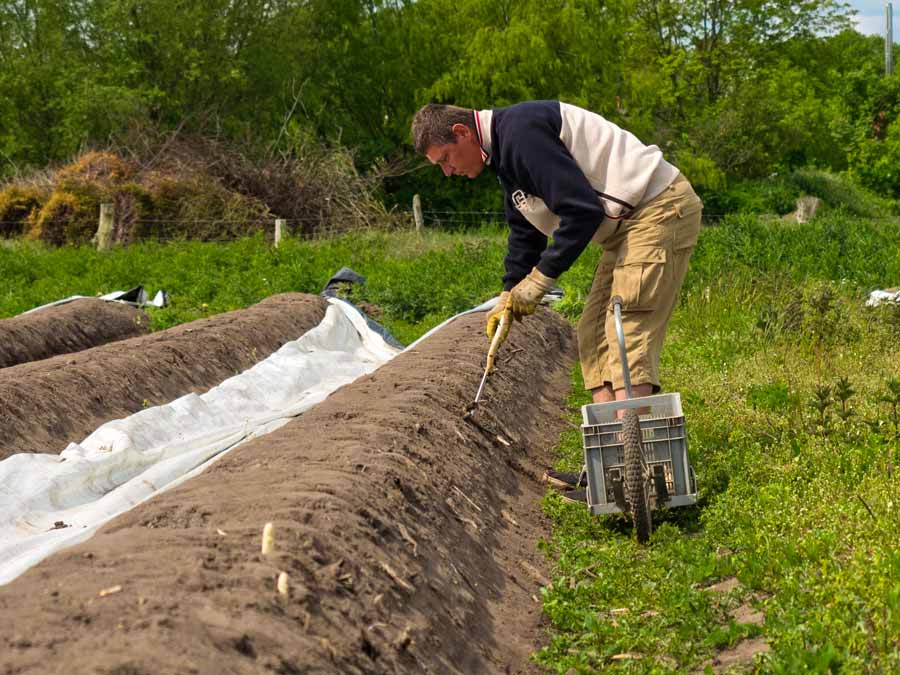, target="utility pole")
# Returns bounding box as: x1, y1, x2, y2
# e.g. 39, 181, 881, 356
887, 2, 894, 76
